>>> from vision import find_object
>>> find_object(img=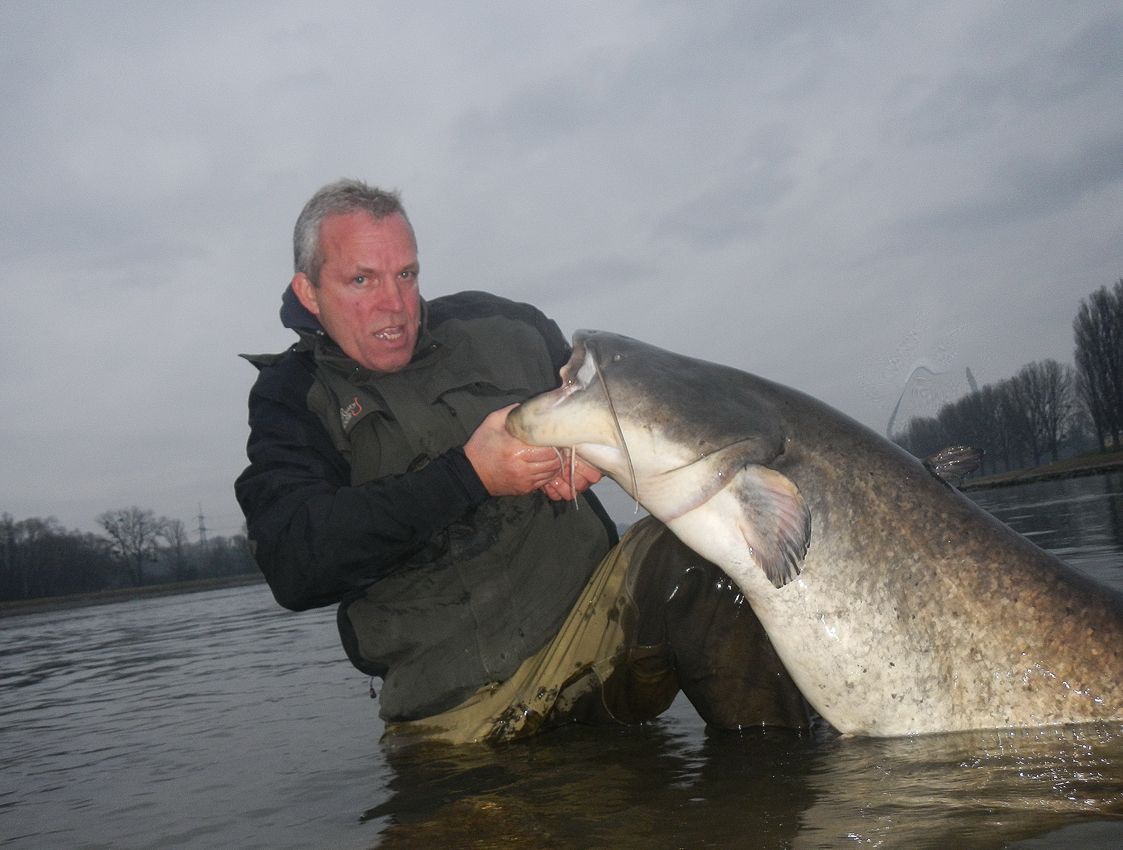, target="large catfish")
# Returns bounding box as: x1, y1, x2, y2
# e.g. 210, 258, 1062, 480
508, 331, 1123, 735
